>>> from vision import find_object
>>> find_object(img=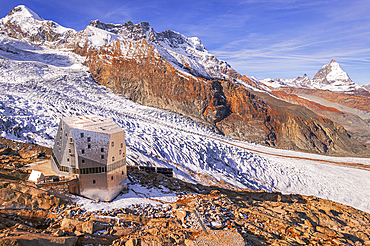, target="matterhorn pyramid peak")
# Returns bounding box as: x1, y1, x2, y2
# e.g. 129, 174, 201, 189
312, 59, 352, 86
7, 5, 44, 21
